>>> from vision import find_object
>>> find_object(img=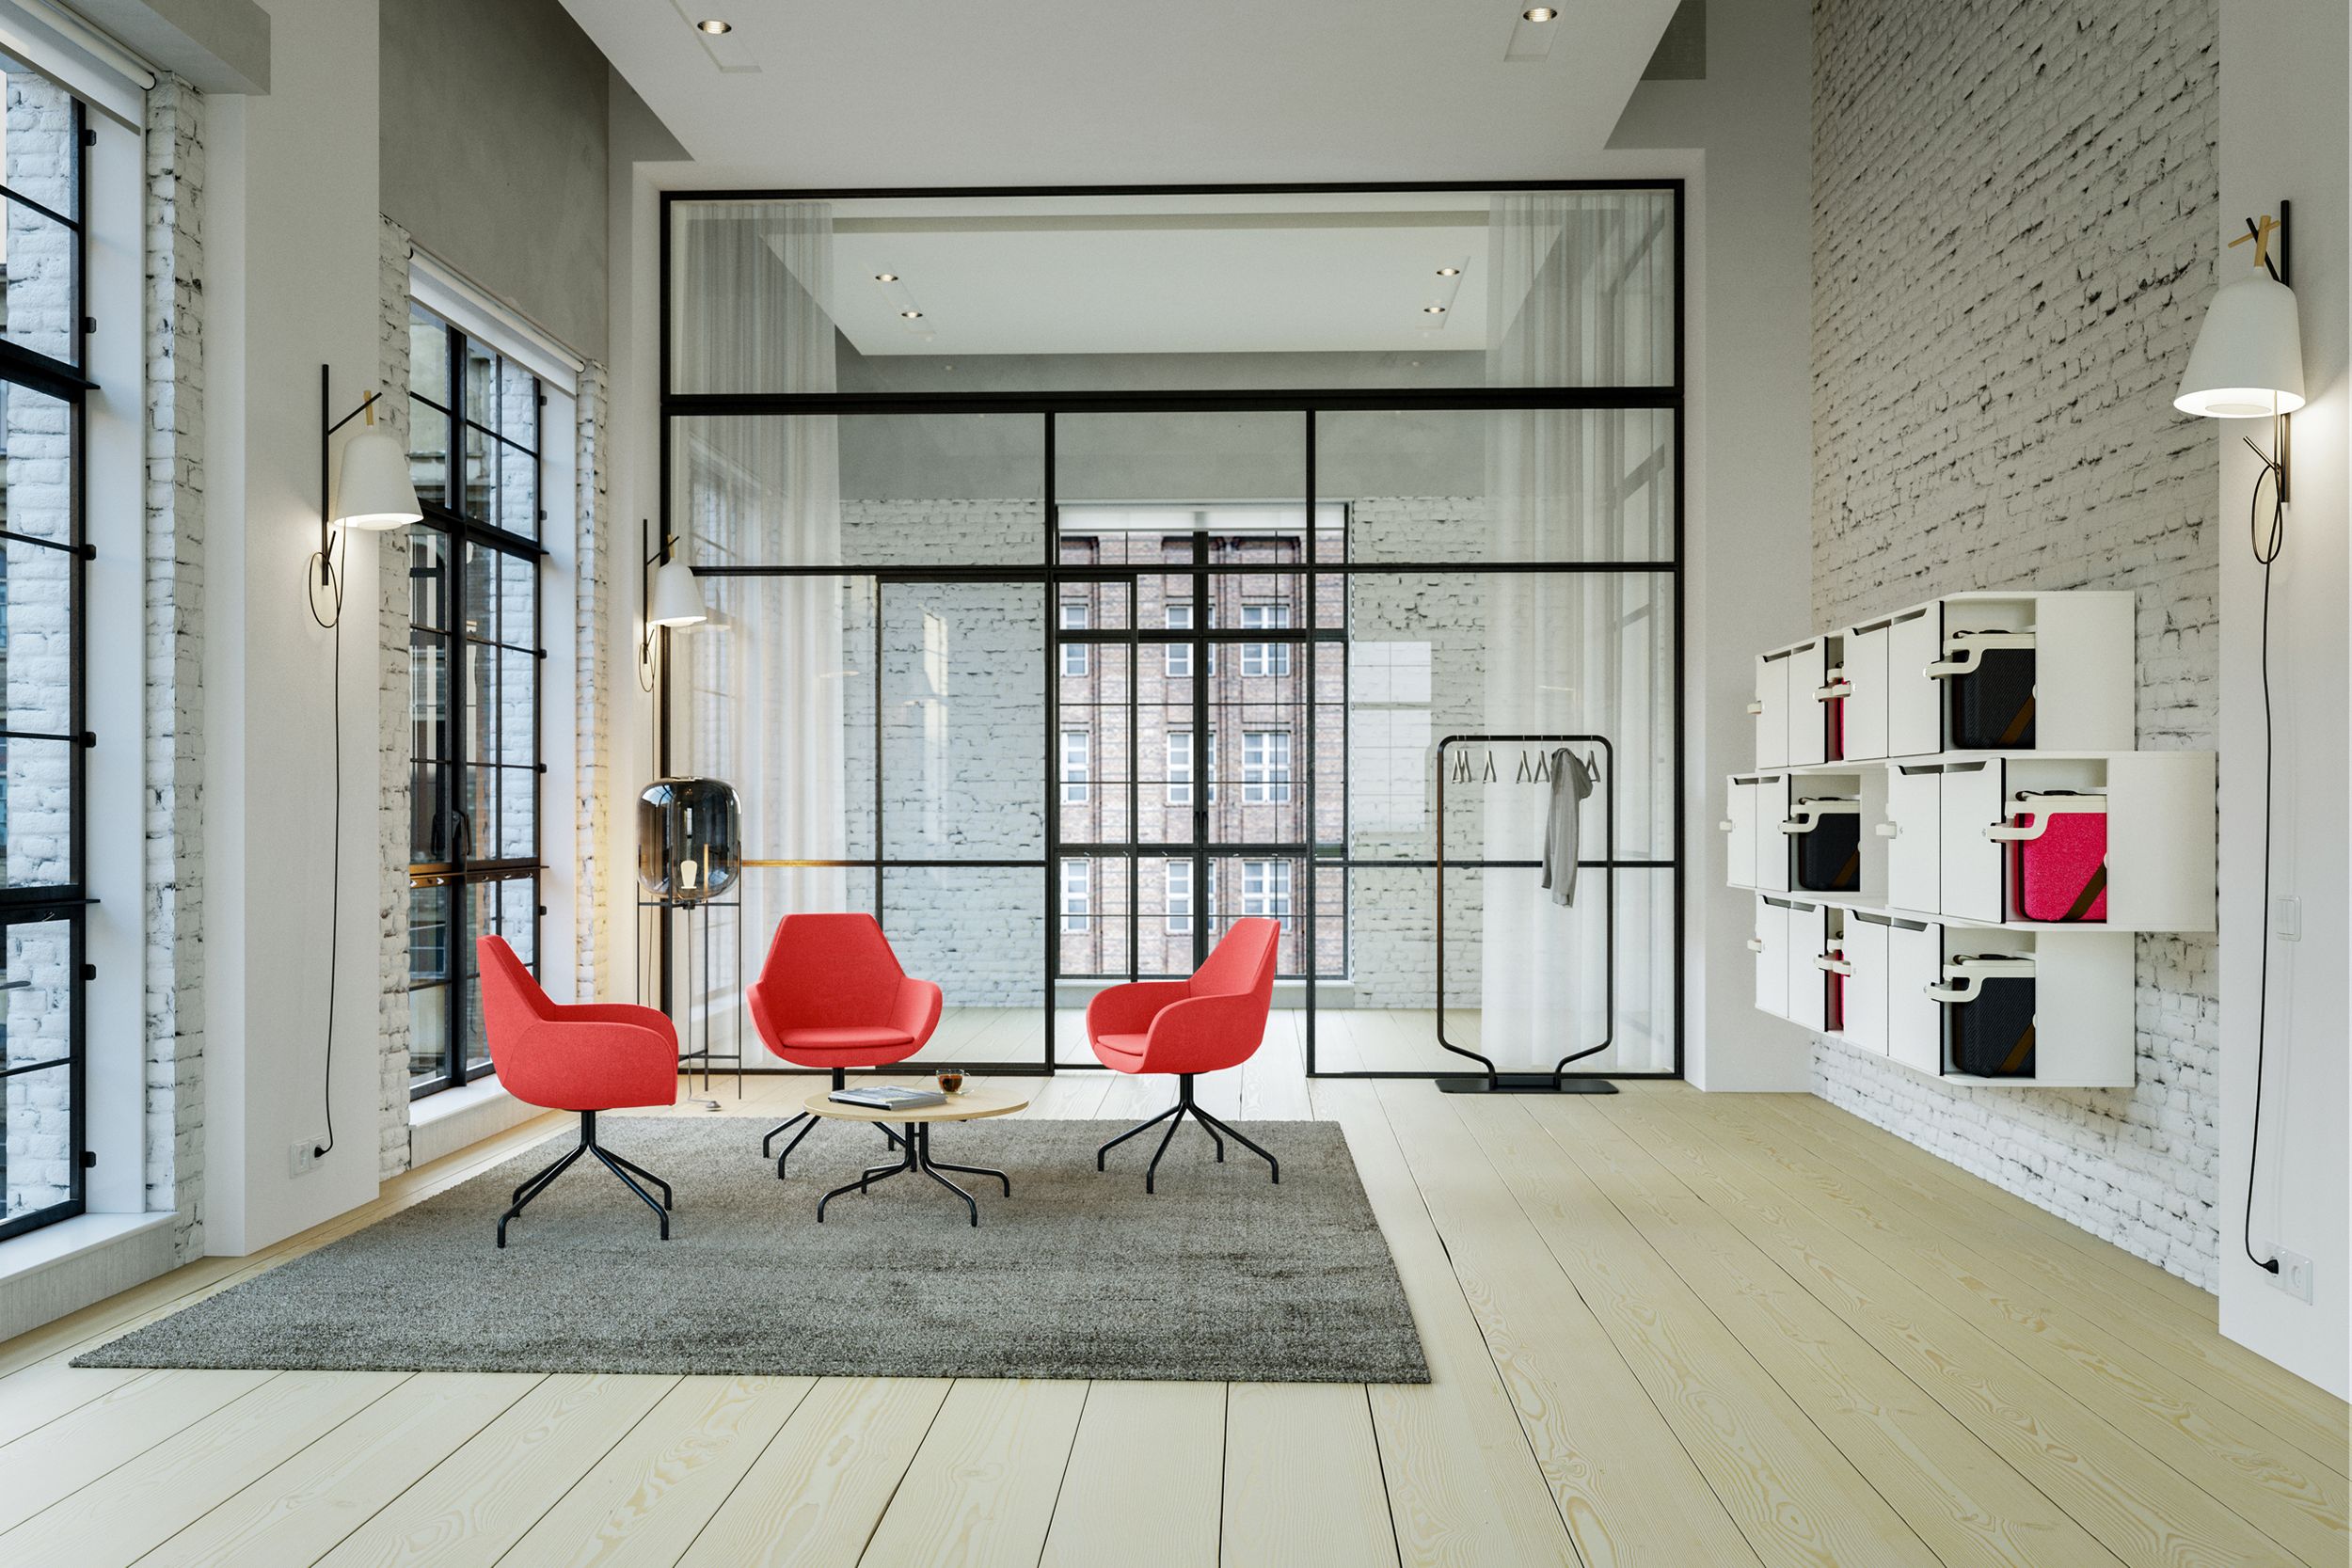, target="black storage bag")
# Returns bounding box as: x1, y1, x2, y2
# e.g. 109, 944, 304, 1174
1949, 644, 2036, 749
1945, 965, 2036, 1076
1792, 806, 1860, 893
